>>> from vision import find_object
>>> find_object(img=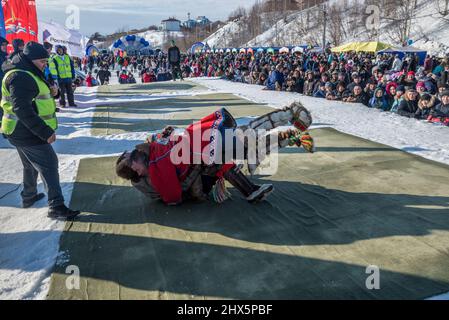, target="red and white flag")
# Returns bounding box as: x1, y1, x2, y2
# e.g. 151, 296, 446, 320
2, 0, 39, 52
